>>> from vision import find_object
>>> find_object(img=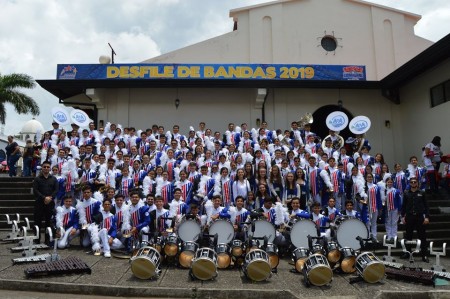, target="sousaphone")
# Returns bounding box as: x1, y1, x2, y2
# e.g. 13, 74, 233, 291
322, 111, 348, 150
